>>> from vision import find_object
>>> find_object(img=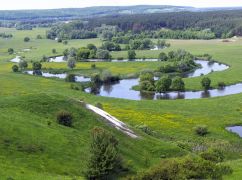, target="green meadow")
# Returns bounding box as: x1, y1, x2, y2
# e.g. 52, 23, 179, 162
1, 28, 242, 179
